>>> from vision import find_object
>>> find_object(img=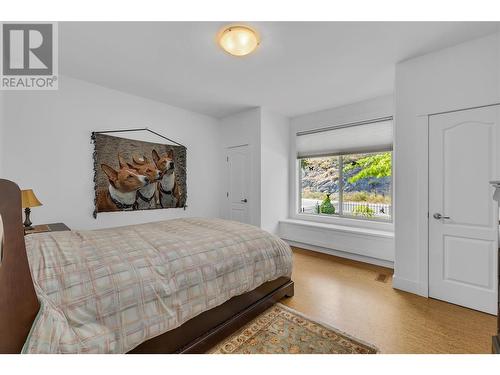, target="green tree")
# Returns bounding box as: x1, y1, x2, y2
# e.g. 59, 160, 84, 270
344, 152, 391, 183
